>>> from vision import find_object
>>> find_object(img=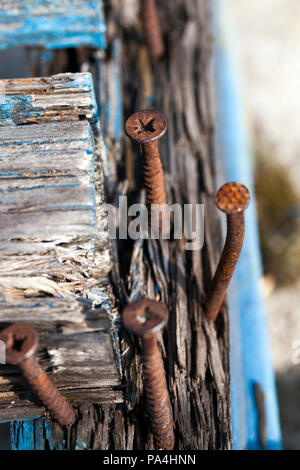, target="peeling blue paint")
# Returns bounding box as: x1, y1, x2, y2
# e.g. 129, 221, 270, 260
0, 137, 92, 147
11, 421, 35, 450
0, 183, 81, 192
0, 1, 106, 50
0, 95, 42, 126
112, 40, 122, 143
0, 169, 91, 177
